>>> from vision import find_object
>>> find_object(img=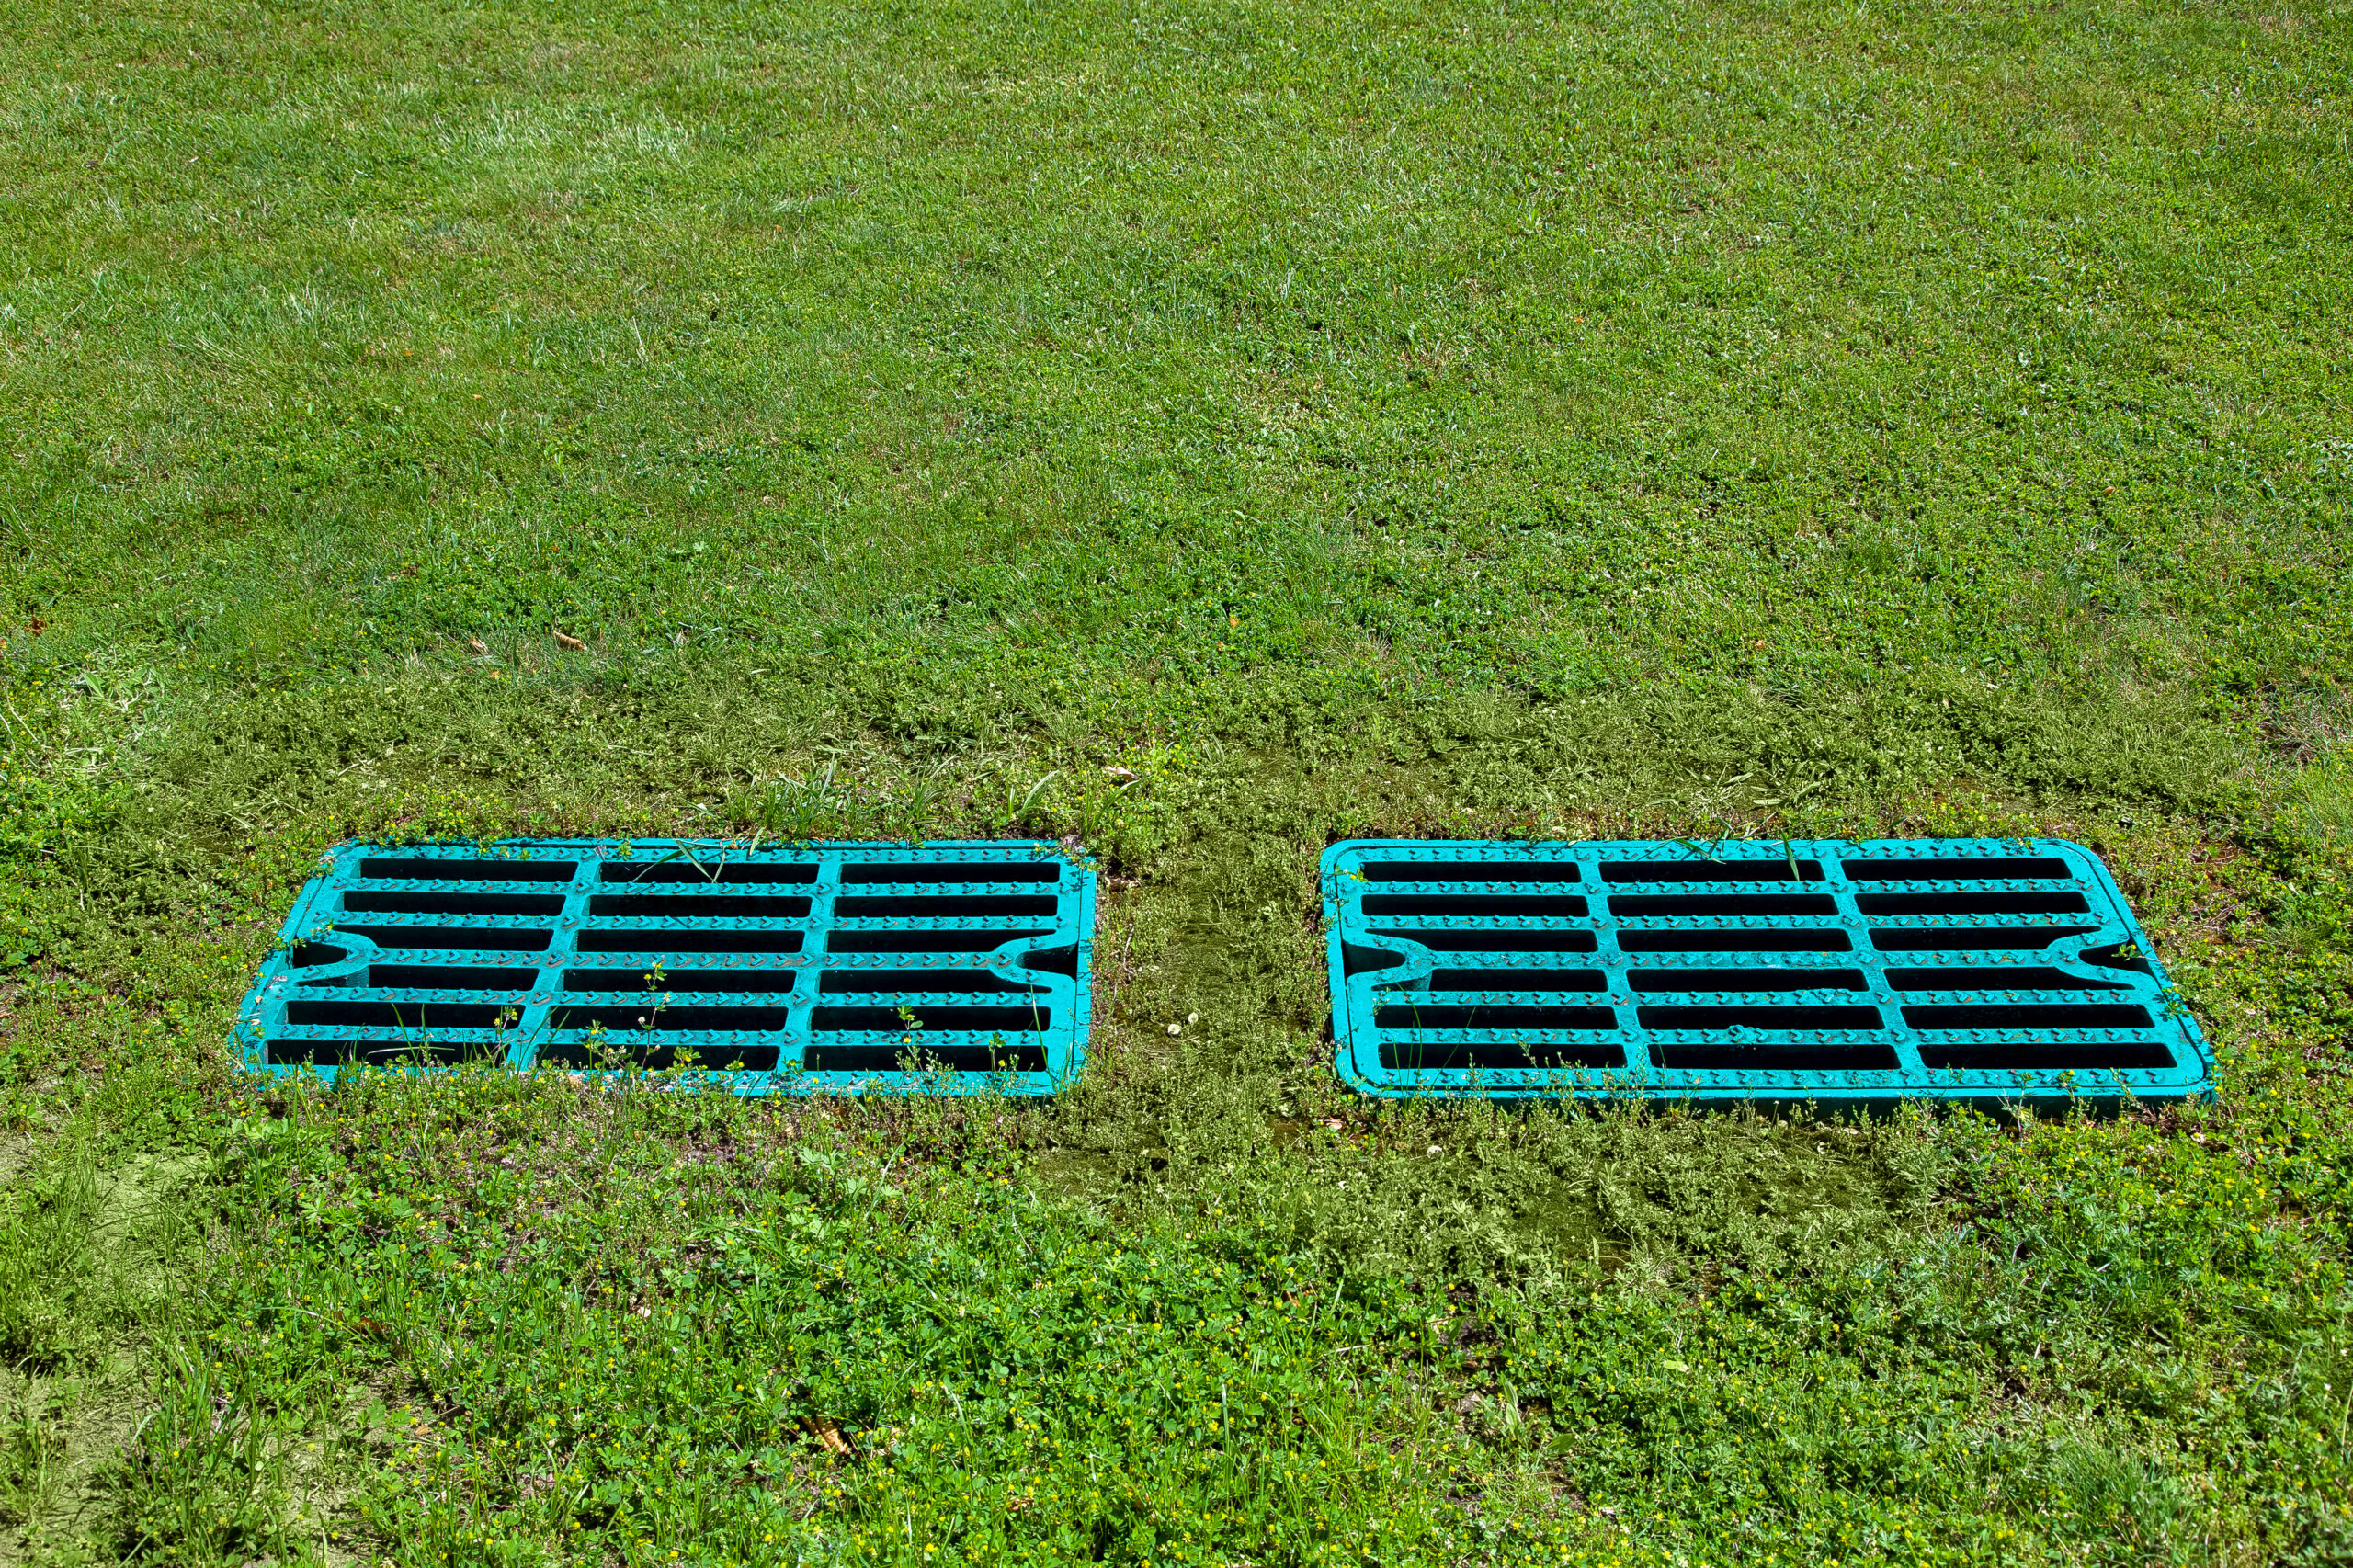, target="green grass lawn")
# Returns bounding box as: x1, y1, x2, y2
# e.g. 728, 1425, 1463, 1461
3, 0, 2351, 1560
